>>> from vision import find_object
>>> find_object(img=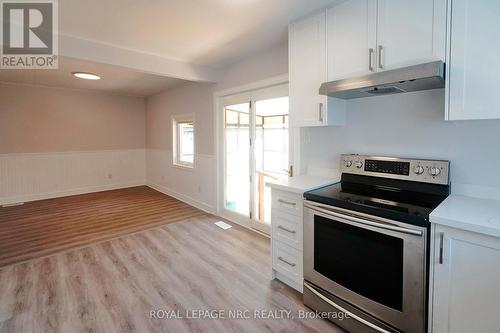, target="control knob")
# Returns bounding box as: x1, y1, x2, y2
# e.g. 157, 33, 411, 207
414, 165, 424, 175
344, 160, 353, 168
429, 166, 441, 177
355, 161, 363, 169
